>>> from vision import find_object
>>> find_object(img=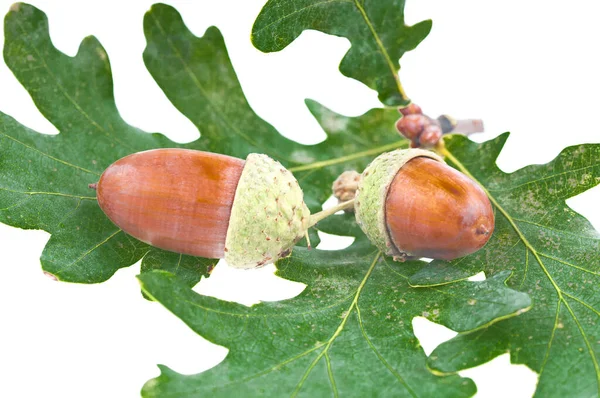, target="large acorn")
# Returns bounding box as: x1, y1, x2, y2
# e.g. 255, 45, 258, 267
96, 149, 309, 269
354, 149, 494, 260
